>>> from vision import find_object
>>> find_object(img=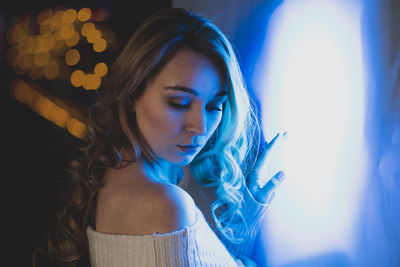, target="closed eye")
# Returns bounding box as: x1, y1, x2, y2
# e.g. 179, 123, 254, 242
169, 102, 190, 110
206, 103, 224, 112
207, 97, 227, 112
167, 96, 227, 112
167, 96, 191, 110
168, 101, 190, 110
